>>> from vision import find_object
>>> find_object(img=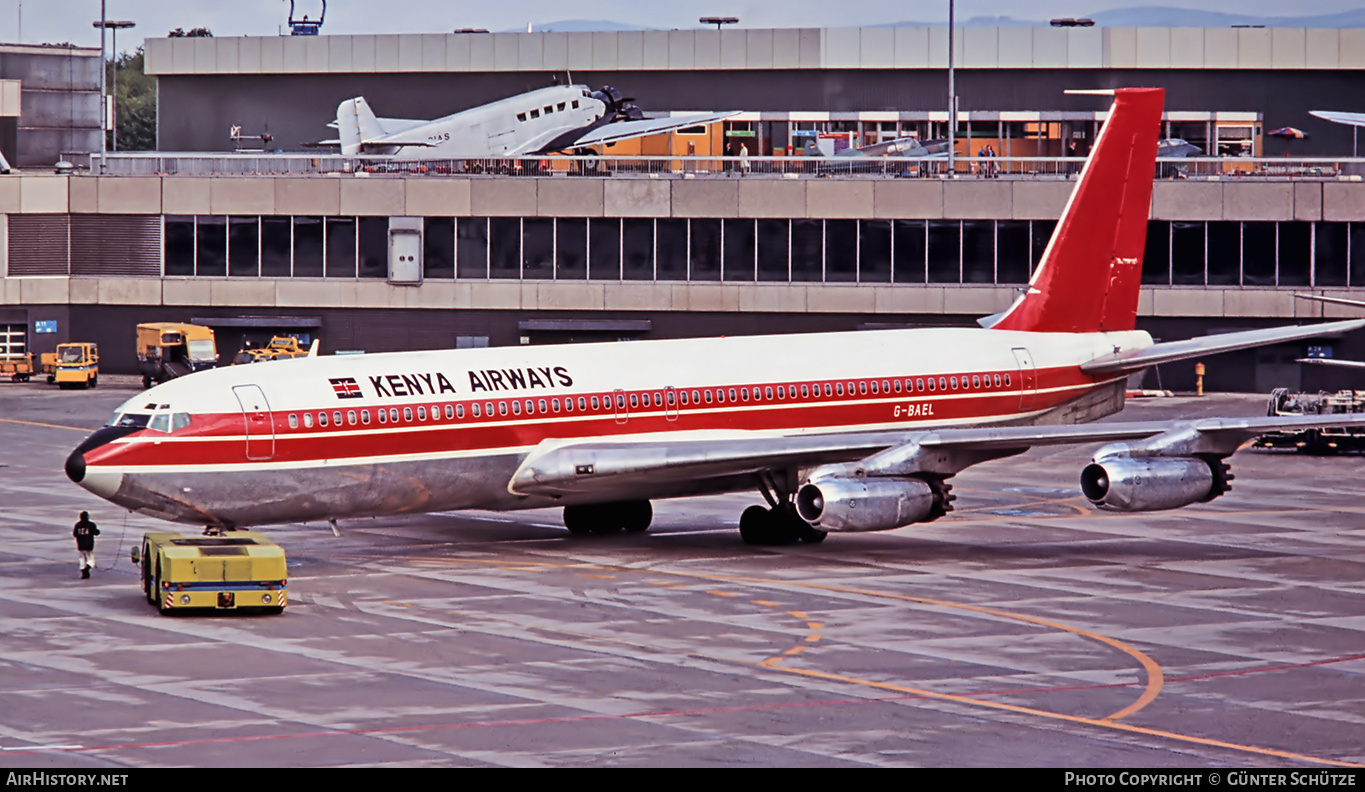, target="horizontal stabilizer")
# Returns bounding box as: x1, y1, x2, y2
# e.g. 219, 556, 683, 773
1081, 318, 1365, 374
1297, 357, 1365, 370
1294, 293, 1365, 311
358, 138, 437, 150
